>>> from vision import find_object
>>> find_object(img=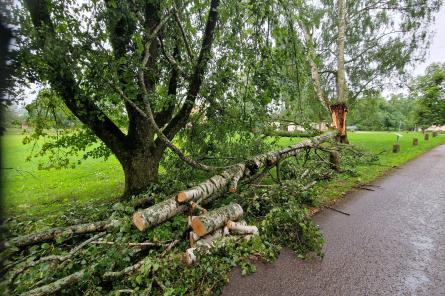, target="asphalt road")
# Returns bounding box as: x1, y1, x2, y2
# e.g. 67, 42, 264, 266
222, 144, 445, 296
